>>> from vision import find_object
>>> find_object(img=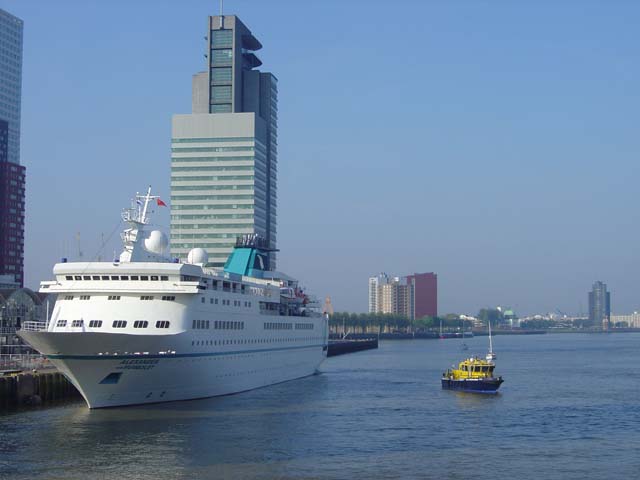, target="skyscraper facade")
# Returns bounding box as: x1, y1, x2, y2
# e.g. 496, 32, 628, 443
0, 9, 25, 287
171, 15, 278, 268
588, 281, 611, 328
